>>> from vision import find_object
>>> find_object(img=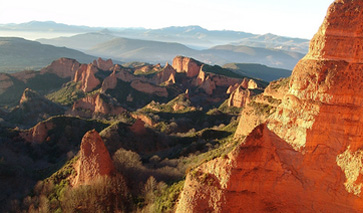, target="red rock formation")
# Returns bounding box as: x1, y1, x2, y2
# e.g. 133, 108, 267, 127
195, 67, 242, 95
247, 79, 258, 89
135, 63, 161, 74
172, 56, 201, 78
93, 57, 113, 71
74, 64, 100, 92
234, 78, 287, 139
101, 70, 118, 92
263, 77, 290, 100
73, 130, 115, 186
71, 93, 125, 115
209, 74, 242, 88
227, 86, 251, 107
20, 121, 54, 143
130, 80, 168, 97
19, 88, 39, 104
153, 63, 176, 85
199, 77, 216, 95
40, 58, 81, 79
177, 1, 363, 211
240, 78, 249, 89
